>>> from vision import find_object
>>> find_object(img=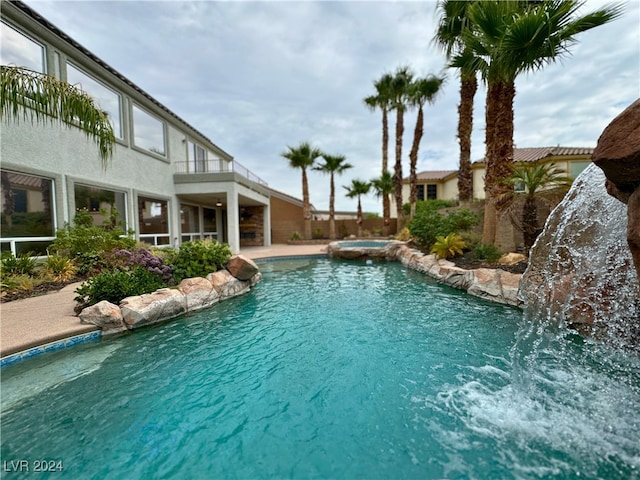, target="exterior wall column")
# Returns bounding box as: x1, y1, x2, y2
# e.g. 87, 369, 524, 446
226, 189, 240, 253
263, 204, 271, 246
